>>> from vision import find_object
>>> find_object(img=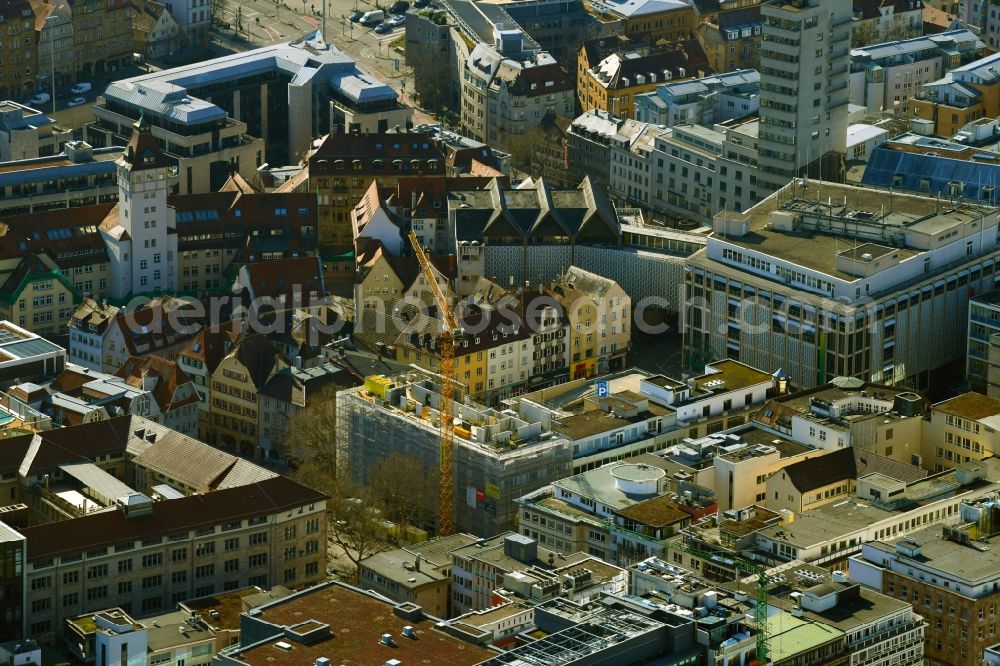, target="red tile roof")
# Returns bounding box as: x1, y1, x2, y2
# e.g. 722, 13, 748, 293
114, 355, 200, 411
